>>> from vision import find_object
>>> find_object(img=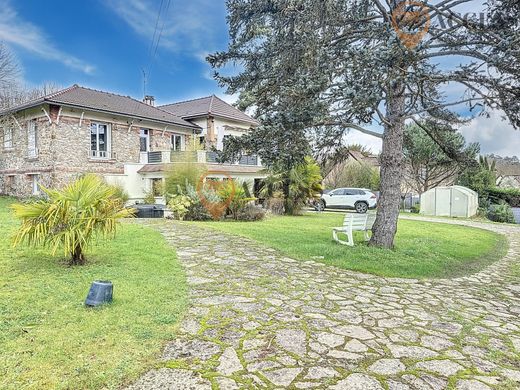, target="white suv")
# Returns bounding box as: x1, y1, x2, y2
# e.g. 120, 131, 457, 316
317, 188, 377, 213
